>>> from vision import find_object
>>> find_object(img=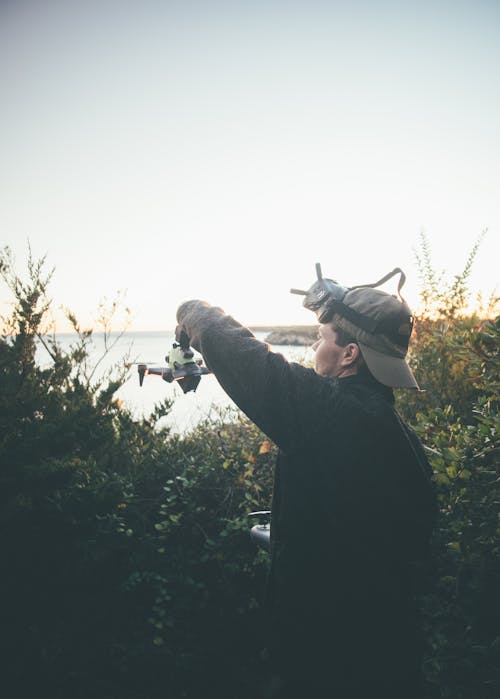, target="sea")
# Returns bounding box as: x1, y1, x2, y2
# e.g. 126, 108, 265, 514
41, 331, 313, 433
